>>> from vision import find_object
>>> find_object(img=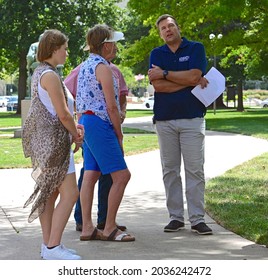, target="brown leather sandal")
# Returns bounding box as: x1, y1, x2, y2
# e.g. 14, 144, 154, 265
100, 228, 135, 242
80, 227, 102, 241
